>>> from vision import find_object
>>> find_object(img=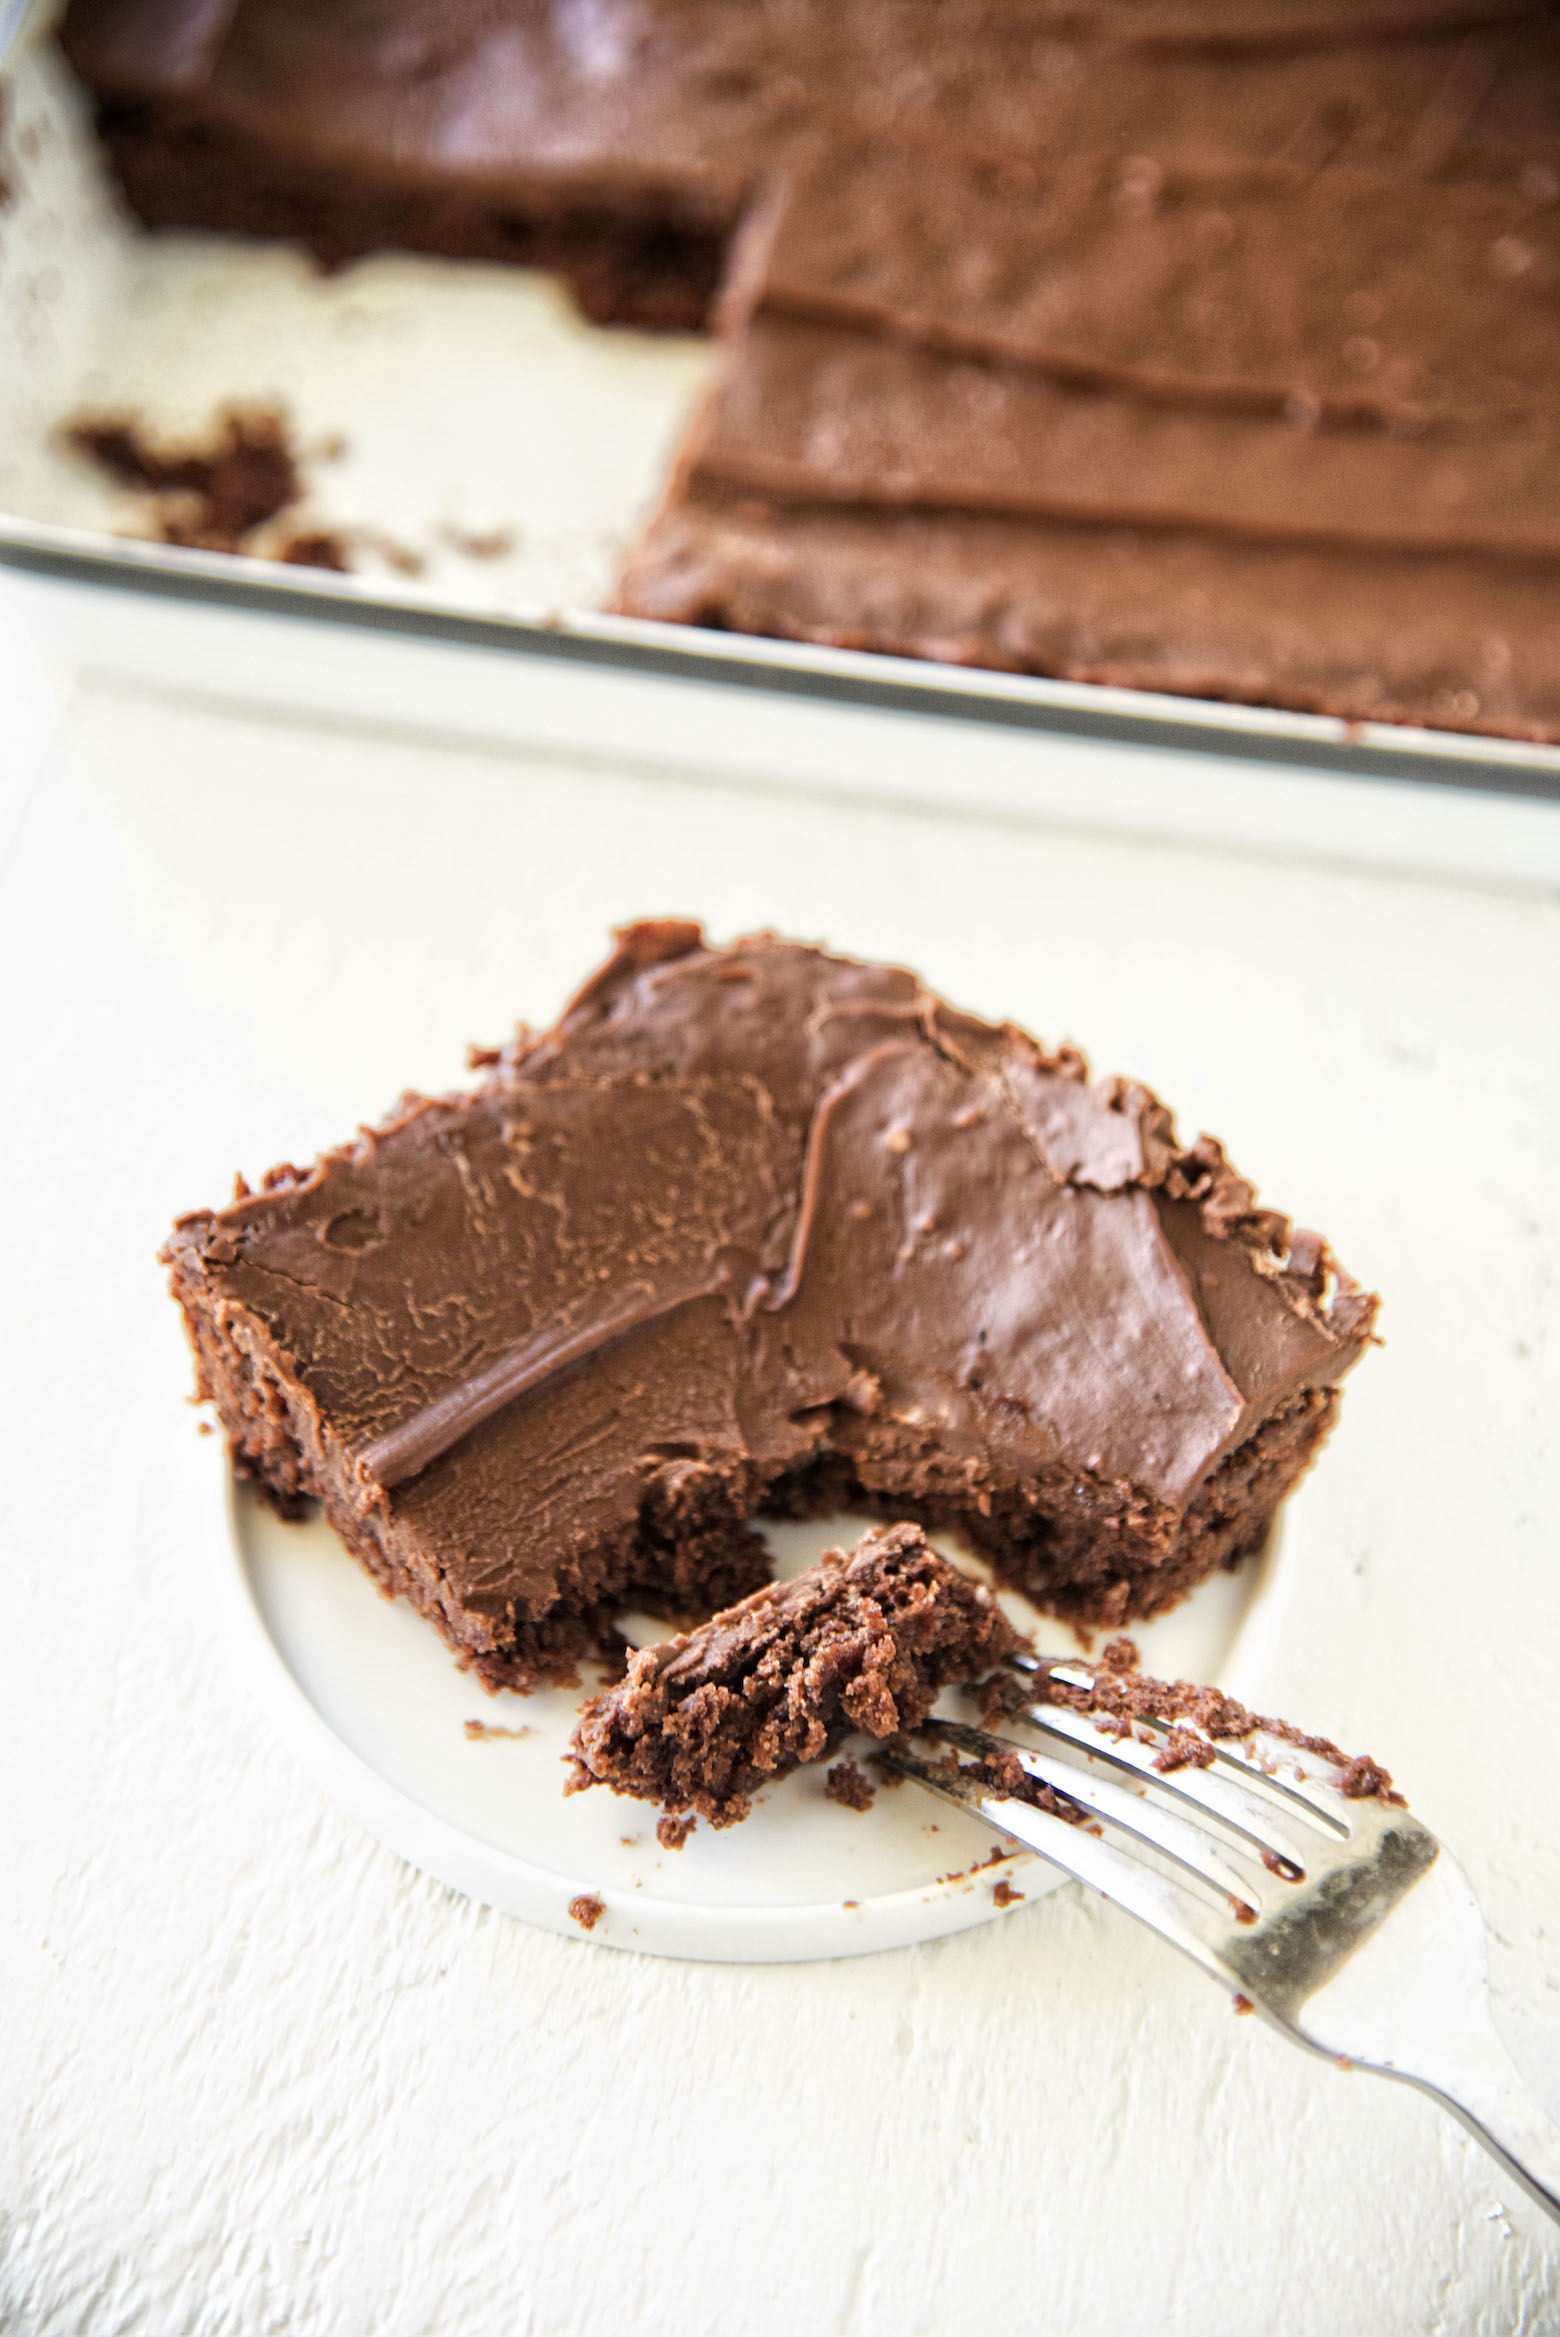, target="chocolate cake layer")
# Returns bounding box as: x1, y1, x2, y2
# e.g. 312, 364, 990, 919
569, 1522, 1020, 1825
755, 145, 1560, 424
163, 924, 1376, 1689
617, 488, 1560, 742
835, 13, 1557, 187
60, 5, 1560, 305
686, 314, 1560, 562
